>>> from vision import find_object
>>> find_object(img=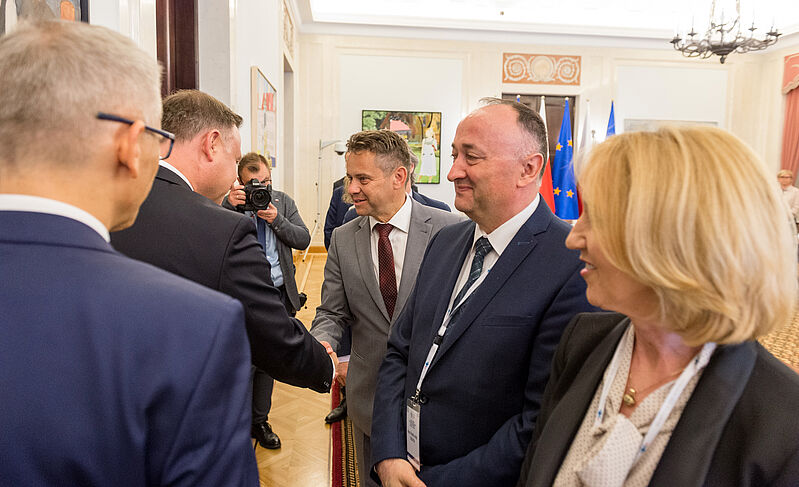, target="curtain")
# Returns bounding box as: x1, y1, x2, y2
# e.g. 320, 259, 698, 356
781, 53, 799, 174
